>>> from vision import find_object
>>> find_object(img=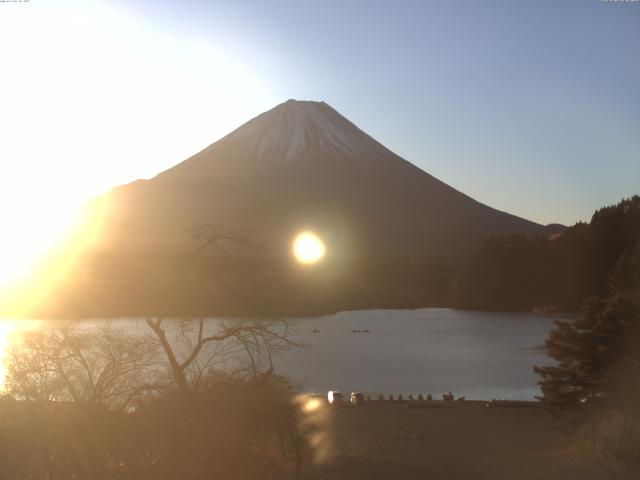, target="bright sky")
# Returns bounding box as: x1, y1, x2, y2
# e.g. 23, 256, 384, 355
0, 0, 639, 283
